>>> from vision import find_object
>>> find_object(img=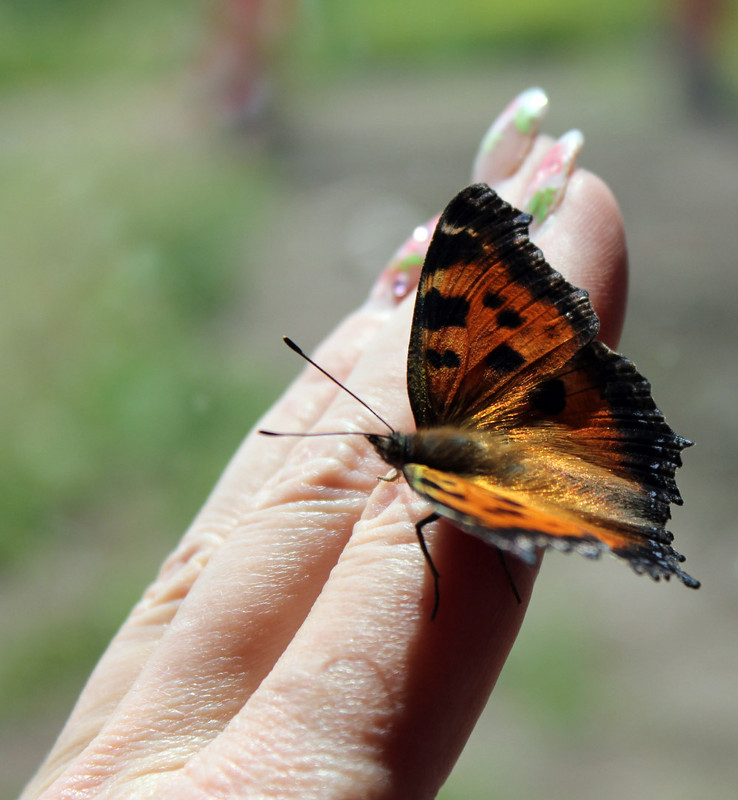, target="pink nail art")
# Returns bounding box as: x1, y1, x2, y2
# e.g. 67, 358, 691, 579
370, 215, 439, 305
524, 129, 584, 226
472, 87, 548, 182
